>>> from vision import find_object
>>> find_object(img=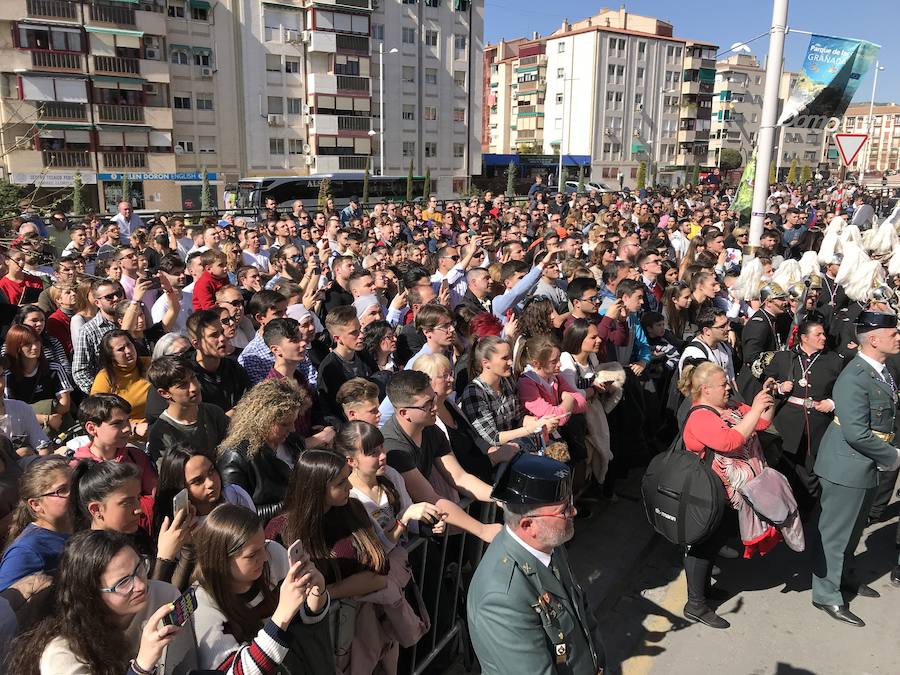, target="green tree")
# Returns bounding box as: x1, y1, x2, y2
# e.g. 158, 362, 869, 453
0, 180, 25, 218
200, 167, 211, 212
120, 172, 132, 207
362, 156, 370, 209
636, 161, 647, 190
718, 148, 743, 172
505, 160, 517, 198
71, 171, 83, 216
576, 165, 586, 194
406, 159, 414, 203
317, 177, 331, 211
769, 160, 776, 185
800, 164, 812, 183
422, 167, 431, 202
786, 158, 798, 184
